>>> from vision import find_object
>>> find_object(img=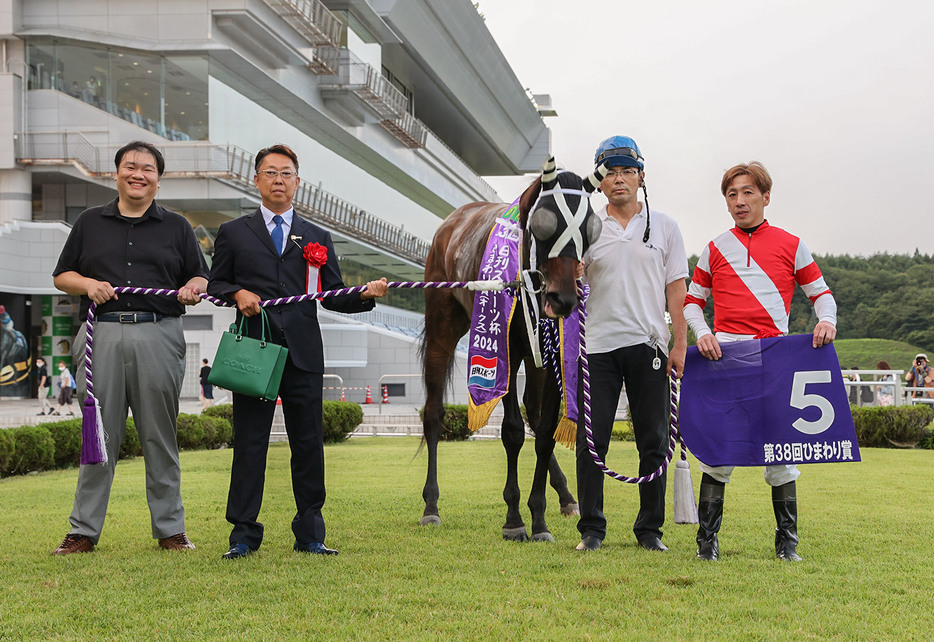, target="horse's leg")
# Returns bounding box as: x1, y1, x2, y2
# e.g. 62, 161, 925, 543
543, 366, 579, 516
420, 288, 469, 527
524, 364, 579, 525
549, 454, 580, 517
525, 363, 560, 541
501, 377, 529, 542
